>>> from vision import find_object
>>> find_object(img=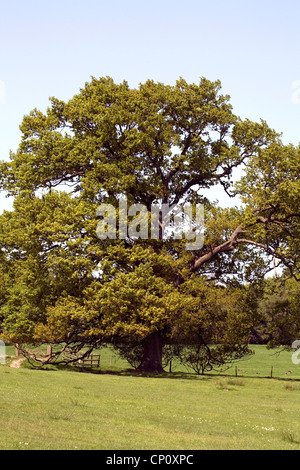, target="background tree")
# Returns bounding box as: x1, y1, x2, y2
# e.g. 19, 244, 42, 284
235, 142, 300, 278
252, 275, 300, 347
0, 77, 298, 372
